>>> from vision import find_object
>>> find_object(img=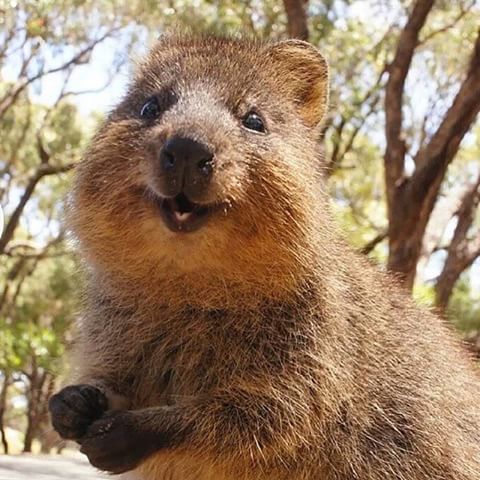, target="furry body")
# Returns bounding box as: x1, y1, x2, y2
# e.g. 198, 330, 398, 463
49, 35, 480, 480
